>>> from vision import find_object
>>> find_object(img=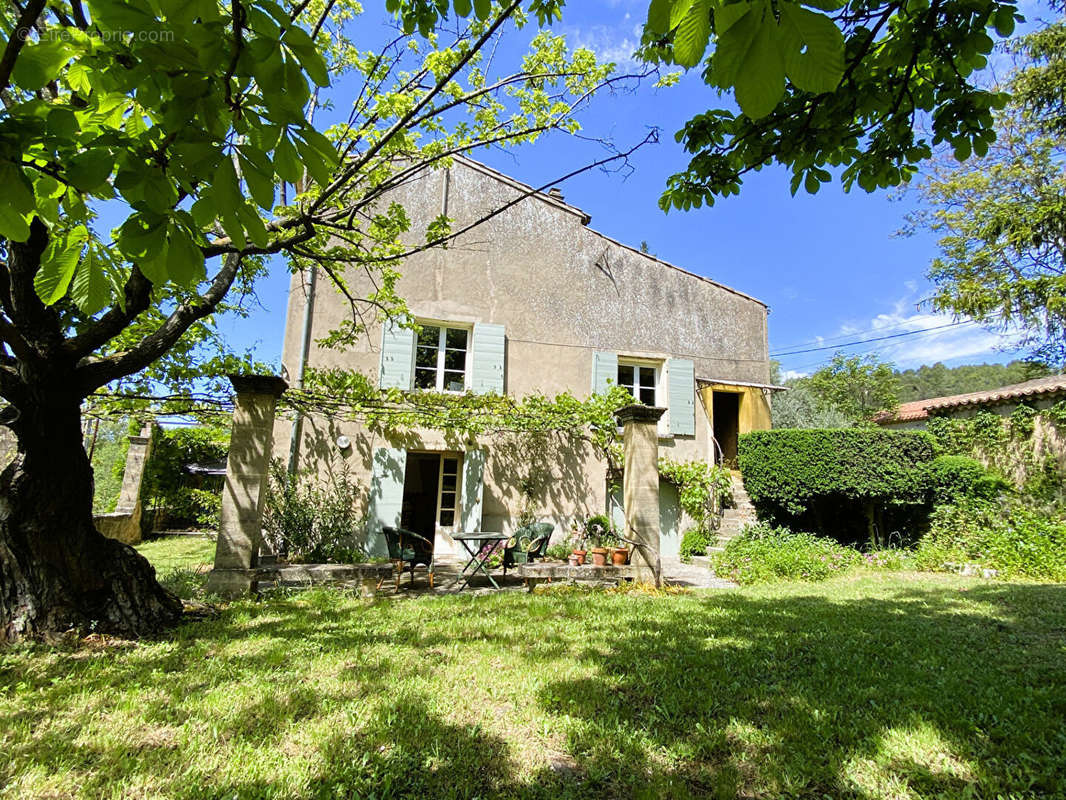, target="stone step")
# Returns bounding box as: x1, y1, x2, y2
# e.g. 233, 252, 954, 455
690, 555, 714, 569
706, 545, 727, 554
